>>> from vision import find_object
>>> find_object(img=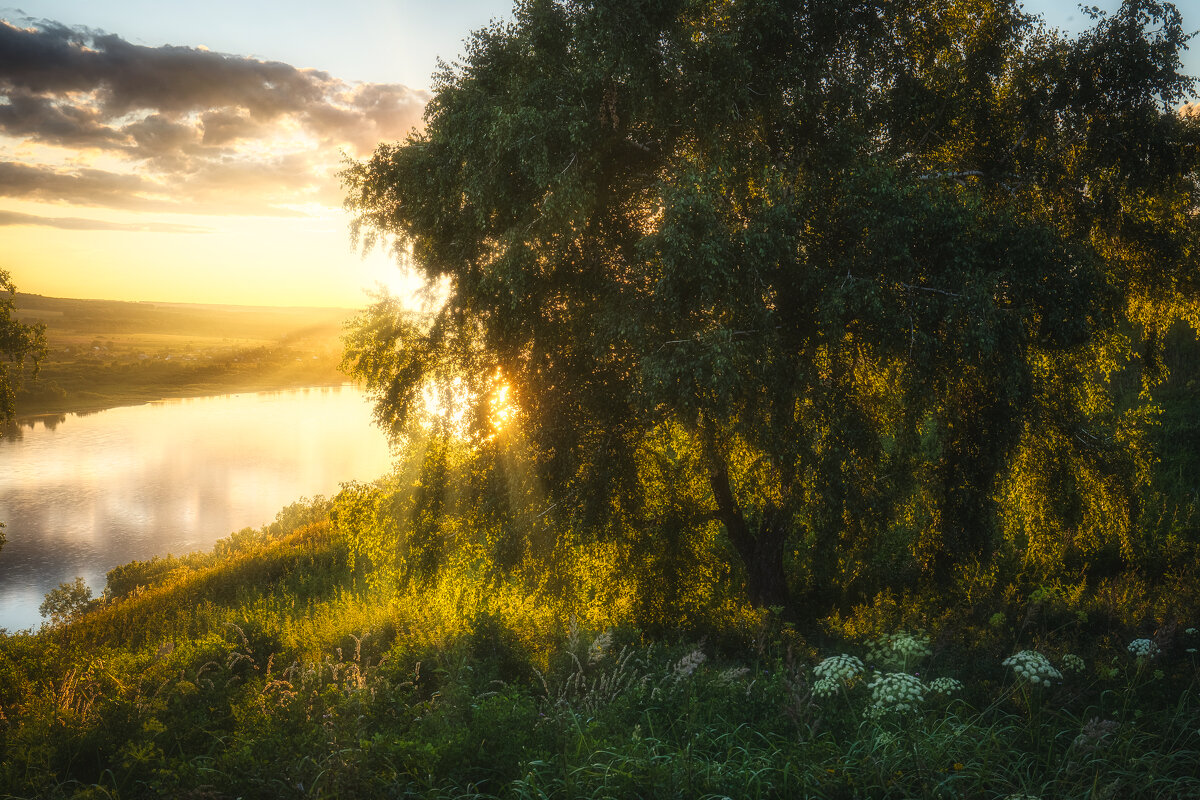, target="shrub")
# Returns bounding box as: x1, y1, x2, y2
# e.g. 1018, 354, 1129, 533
38, 577, 95, 626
